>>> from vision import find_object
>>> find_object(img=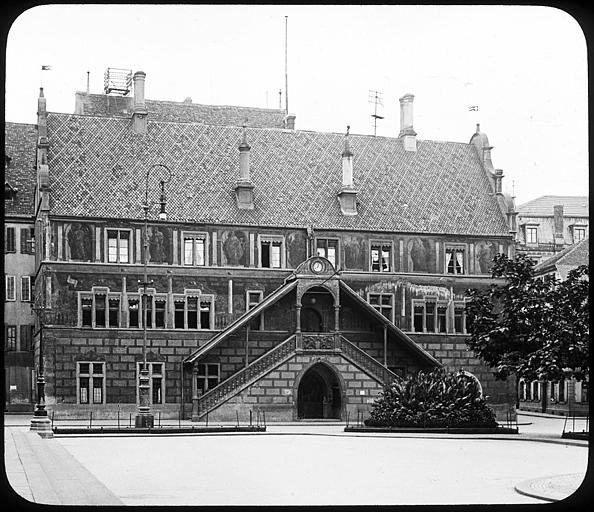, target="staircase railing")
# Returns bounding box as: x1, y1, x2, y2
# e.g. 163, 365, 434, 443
196, 334, 297, 417
338, 335, 397, 385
